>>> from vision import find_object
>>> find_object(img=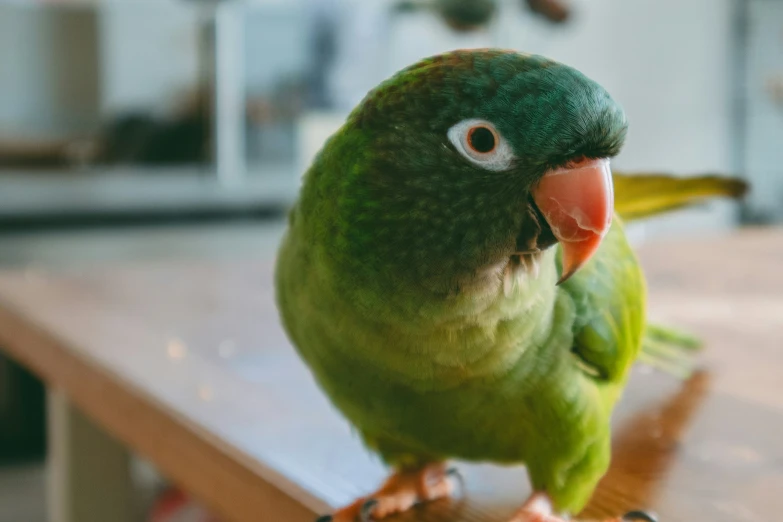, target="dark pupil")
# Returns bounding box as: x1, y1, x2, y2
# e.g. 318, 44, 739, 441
469, 127, 495, 153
